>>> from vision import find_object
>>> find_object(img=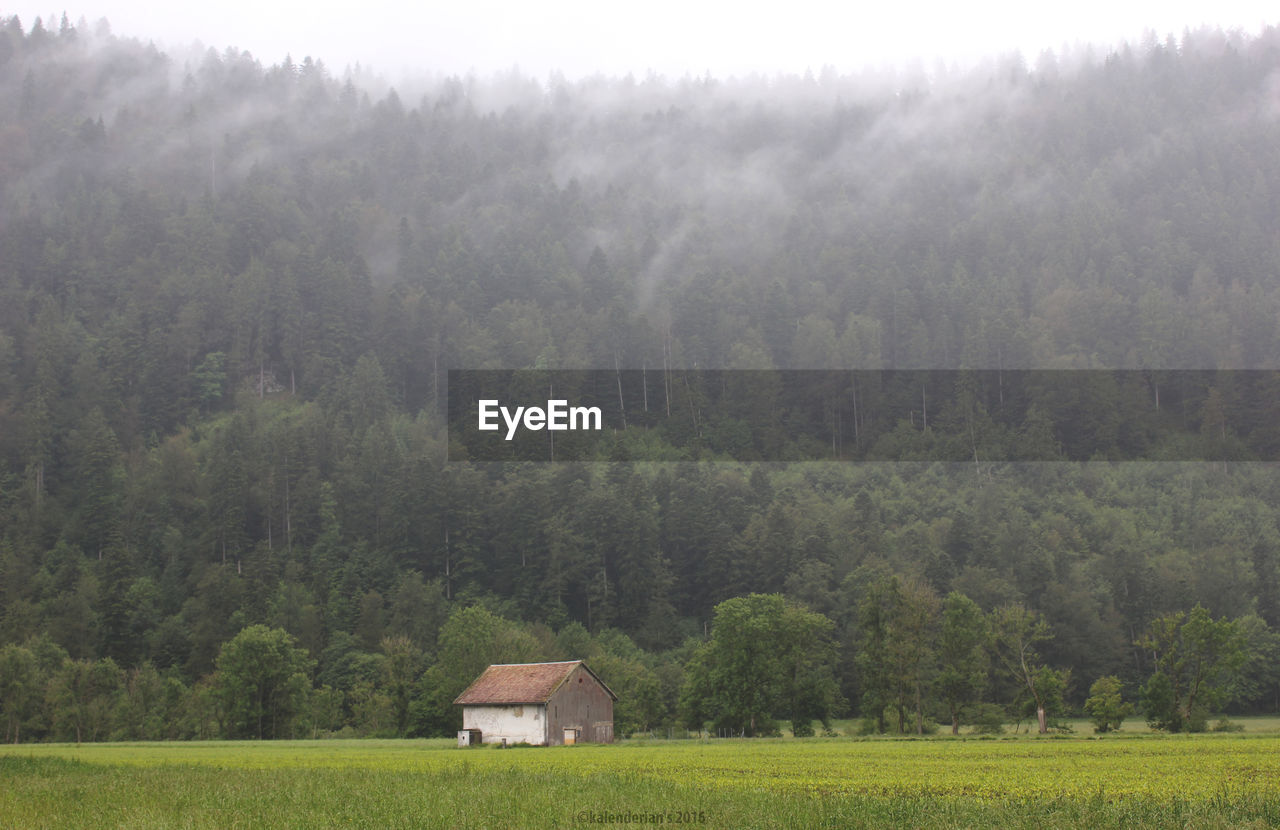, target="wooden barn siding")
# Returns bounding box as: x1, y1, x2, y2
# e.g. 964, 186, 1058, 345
545, 663, 614, 744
